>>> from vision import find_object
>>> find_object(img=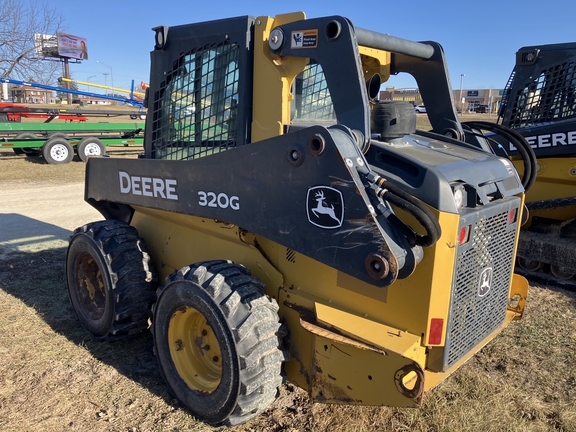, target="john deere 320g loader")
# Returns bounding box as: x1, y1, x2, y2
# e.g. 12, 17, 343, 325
66, 12, 529, 427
